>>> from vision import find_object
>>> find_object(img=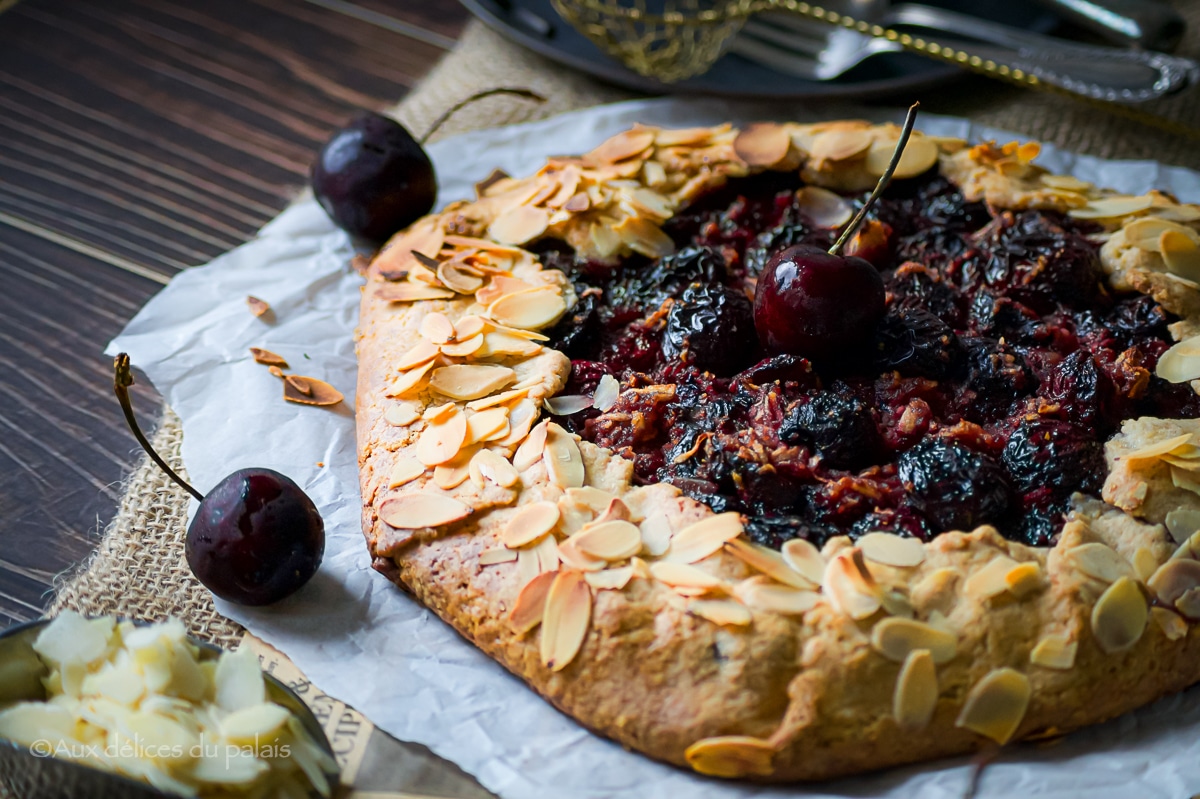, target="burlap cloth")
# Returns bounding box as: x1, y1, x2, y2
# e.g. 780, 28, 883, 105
52, 8, 1200, 642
